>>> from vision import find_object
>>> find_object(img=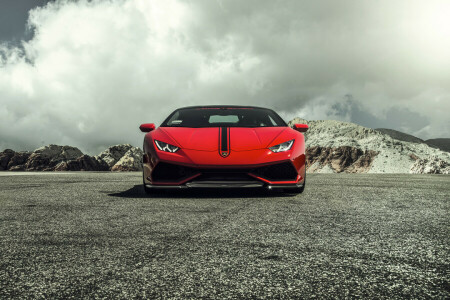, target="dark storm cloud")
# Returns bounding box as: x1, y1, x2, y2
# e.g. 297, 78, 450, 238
0, 0, 449, 154
0, 0, 53, 42
331, 95, 429, 133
